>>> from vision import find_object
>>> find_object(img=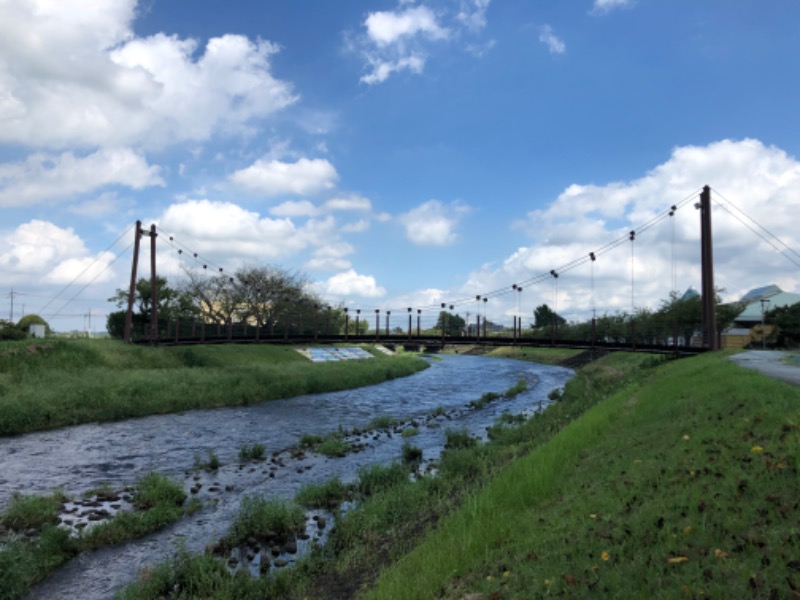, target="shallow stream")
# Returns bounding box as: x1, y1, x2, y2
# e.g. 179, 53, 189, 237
0, 354, 573, 599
